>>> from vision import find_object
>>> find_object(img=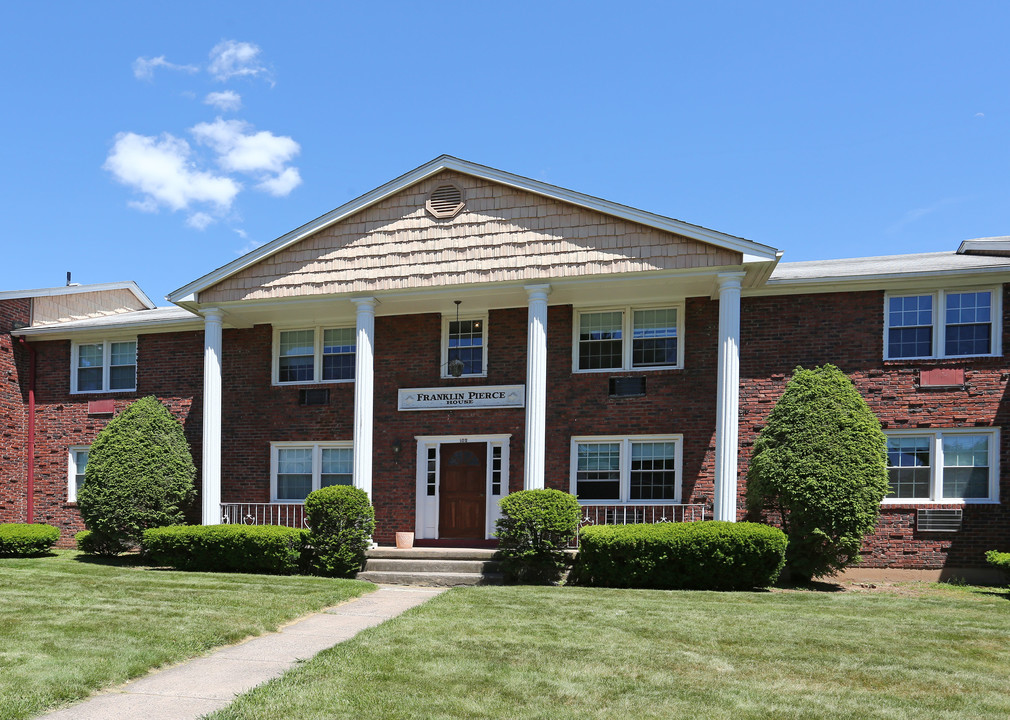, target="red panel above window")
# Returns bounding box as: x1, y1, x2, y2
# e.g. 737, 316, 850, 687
918, 368, 964, 388
88, 399, 115, 415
